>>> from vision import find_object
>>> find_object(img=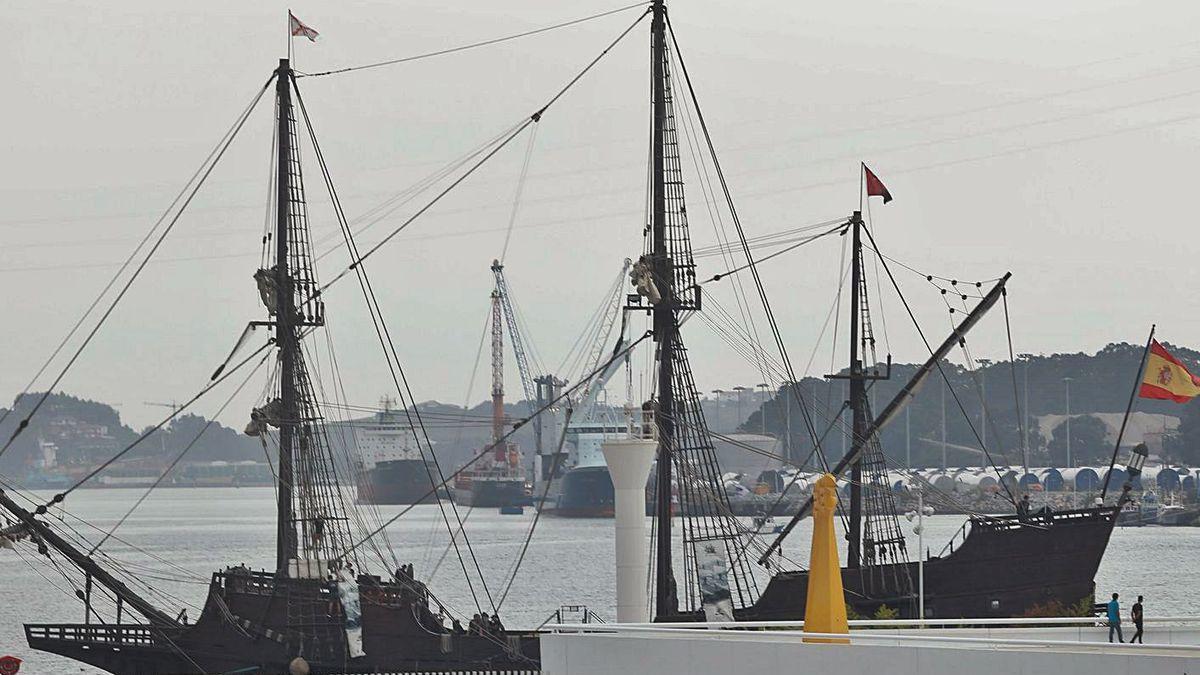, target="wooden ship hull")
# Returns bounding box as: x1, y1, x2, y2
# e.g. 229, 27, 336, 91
750, 507, 1118, 620
27, 568, 539, 674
